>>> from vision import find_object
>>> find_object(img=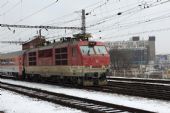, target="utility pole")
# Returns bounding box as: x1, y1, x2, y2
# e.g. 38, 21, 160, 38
39, 29, 41, 37
81, 9, 86, 34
